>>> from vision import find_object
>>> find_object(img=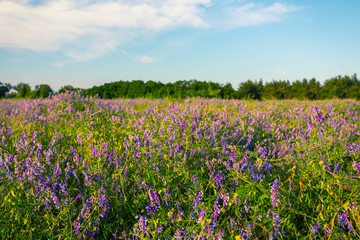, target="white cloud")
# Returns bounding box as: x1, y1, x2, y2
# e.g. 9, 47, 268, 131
136, 56, 155, 63
0, 1, 301, 62
220, 2, 301, 28
0, 0, 210, 61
